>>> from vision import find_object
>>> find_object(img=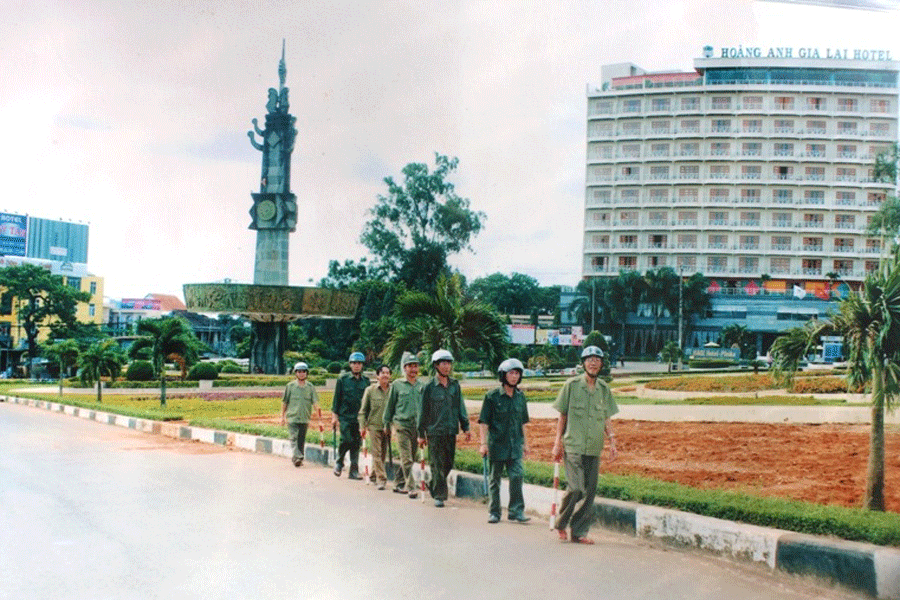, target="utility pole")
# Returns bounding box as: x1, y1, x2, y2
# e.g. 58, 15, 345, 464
678, 266, 684, 371
590, 277, 596, 333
